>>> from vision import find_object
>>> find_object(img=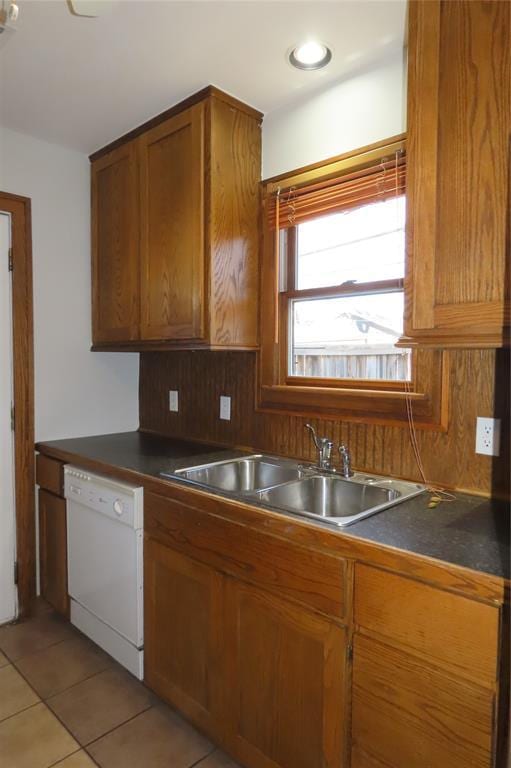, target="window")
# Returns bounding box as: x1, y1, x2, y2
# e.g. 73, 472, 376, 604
285, 196, 411, 382
258, 135, 447, 428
